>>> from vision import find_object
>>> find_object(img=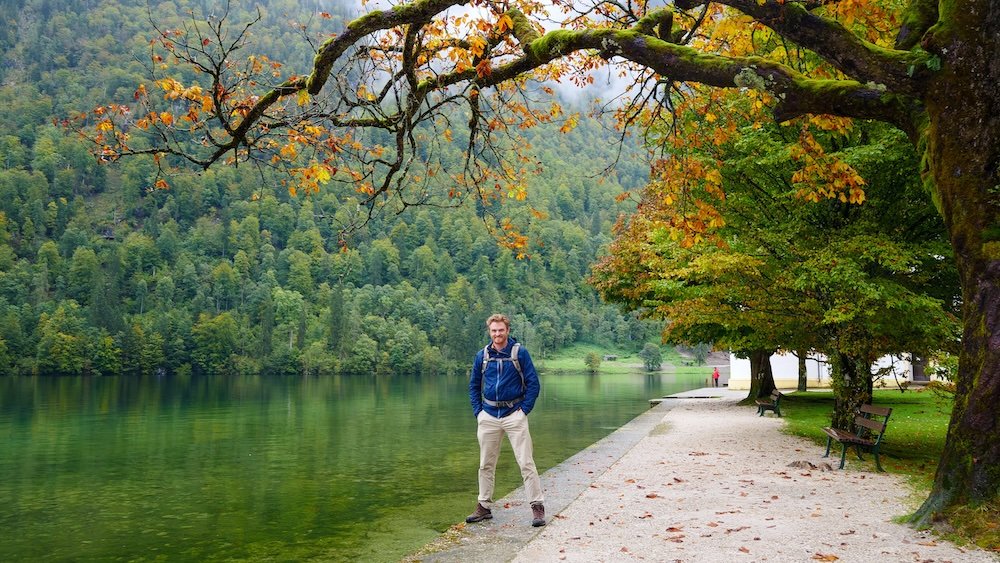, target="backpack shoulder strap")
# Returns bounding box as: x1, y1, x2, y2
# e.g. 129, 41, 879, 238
479, 345, 490, 393
511, 343, 524, 390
